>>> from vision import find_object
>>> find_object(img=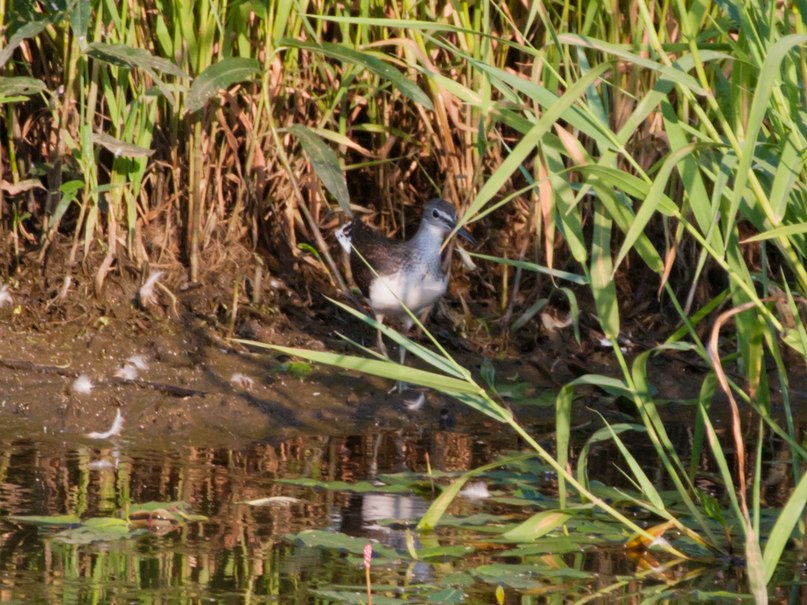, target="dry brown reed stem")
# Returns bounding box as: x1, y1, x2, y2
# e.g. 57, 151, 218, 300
707, 295, 787, 524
